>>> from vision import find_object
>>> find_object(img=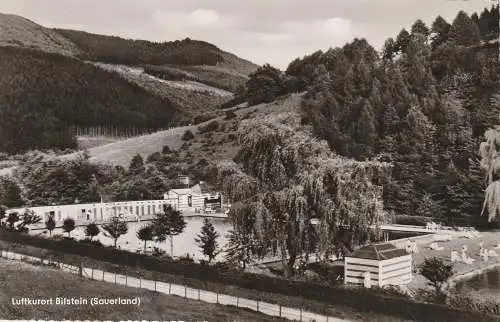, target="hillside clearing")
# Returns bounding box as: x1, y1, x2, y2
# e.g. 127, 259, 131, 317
60, 93, 304, 168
